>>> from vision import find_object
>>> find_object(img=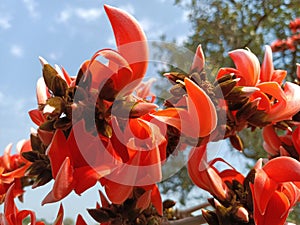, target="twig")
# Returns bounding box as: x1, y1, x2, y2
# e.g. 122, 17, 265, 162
163, 215, 206, 225
175, 202, 210, 218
